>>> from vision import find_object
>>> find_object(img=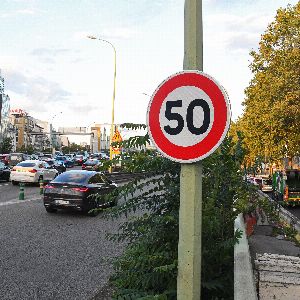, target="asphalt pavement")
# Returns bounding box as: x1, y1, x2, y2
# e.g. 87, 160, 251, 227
0, 172, 126, 300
